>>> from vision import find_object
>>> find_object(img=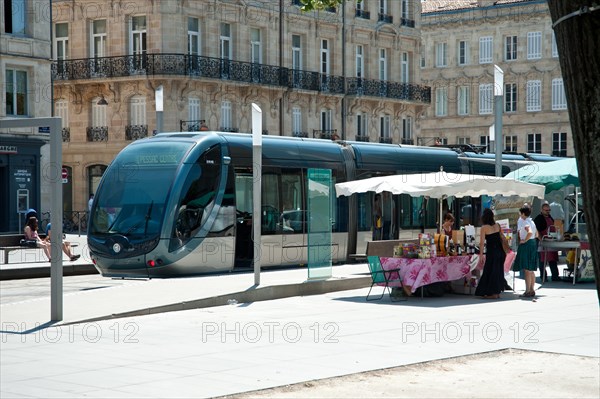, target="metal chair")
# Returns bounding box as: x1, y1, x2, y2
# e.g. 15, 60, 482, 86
366, 256, 405, 301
